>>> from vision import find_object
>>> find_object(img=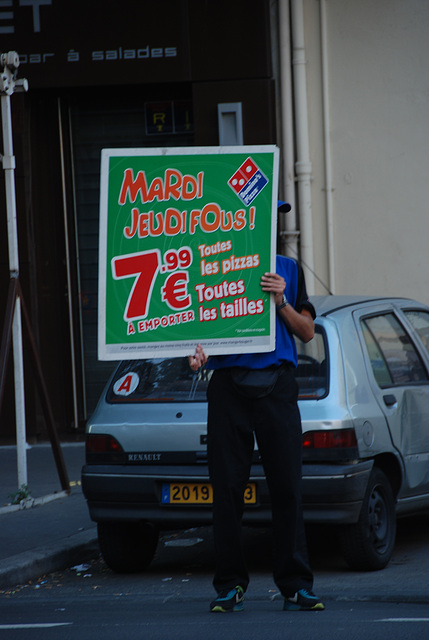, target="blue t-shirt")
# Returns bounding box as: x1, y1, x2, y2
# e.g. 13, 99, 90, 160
207, 256, 315, 370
